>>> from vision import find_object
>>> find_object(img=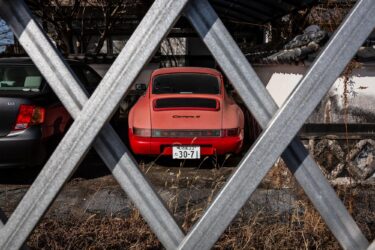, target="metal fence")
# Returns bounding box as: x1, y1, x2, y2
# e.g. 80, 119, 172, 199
0, 0, 374, 249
